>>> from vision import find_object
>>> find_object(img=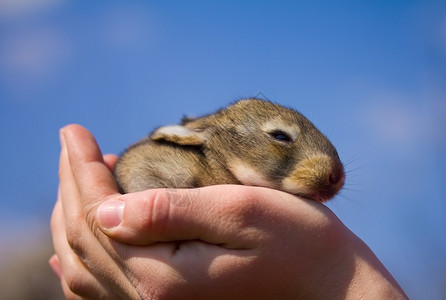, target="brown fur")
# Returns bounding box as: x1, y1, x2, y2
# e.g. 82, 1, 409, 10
114, 98, 345, 202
